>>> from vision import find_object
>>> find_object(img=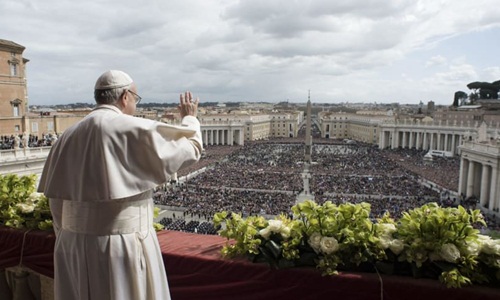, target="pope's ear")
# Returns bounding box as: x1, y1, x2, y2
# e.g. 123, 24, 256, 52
119, 90, 129, 107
